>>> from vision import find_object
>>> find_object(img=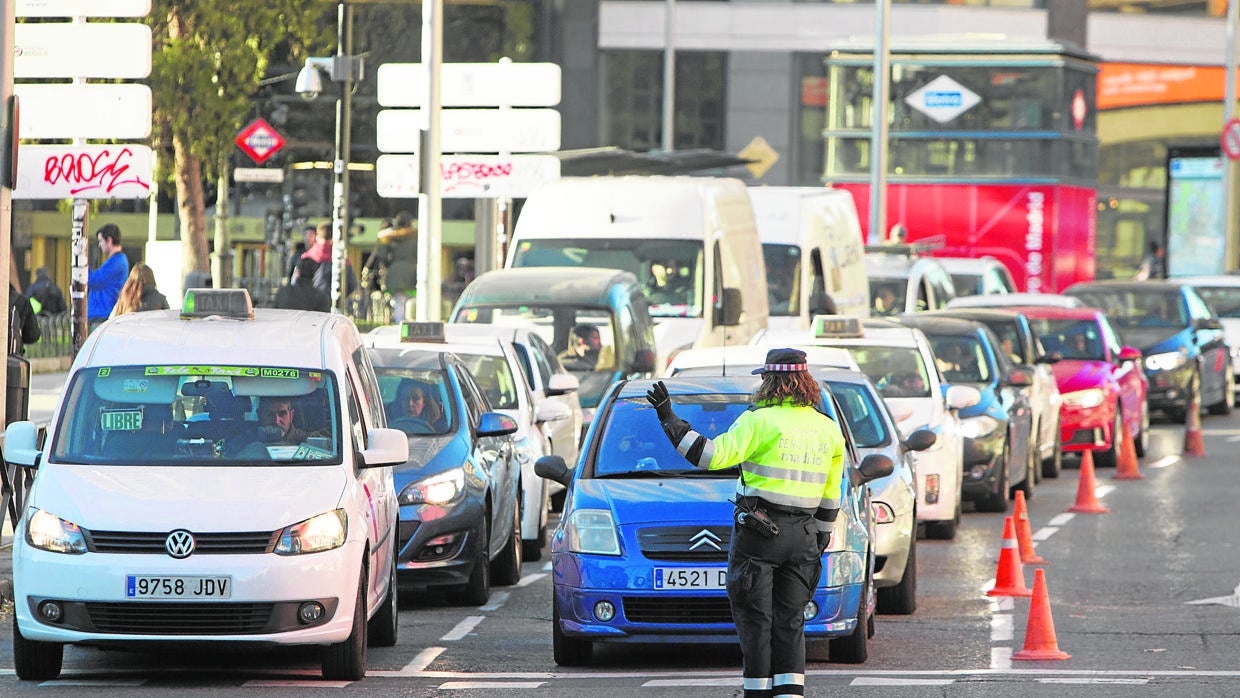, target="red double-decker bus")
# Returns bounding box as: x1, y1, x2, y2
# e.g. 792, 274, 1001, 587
821, 39, 1099, 293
